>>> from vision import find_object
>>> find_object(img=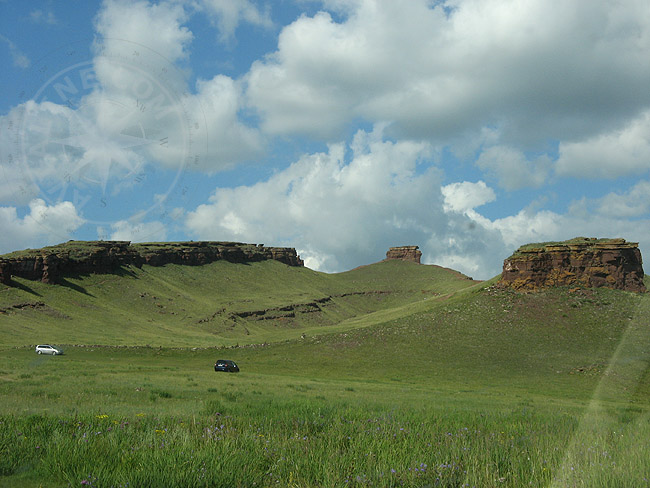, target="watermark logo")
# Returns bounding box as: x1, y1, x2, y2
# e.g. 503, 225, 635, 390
5, 39, 205, 240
